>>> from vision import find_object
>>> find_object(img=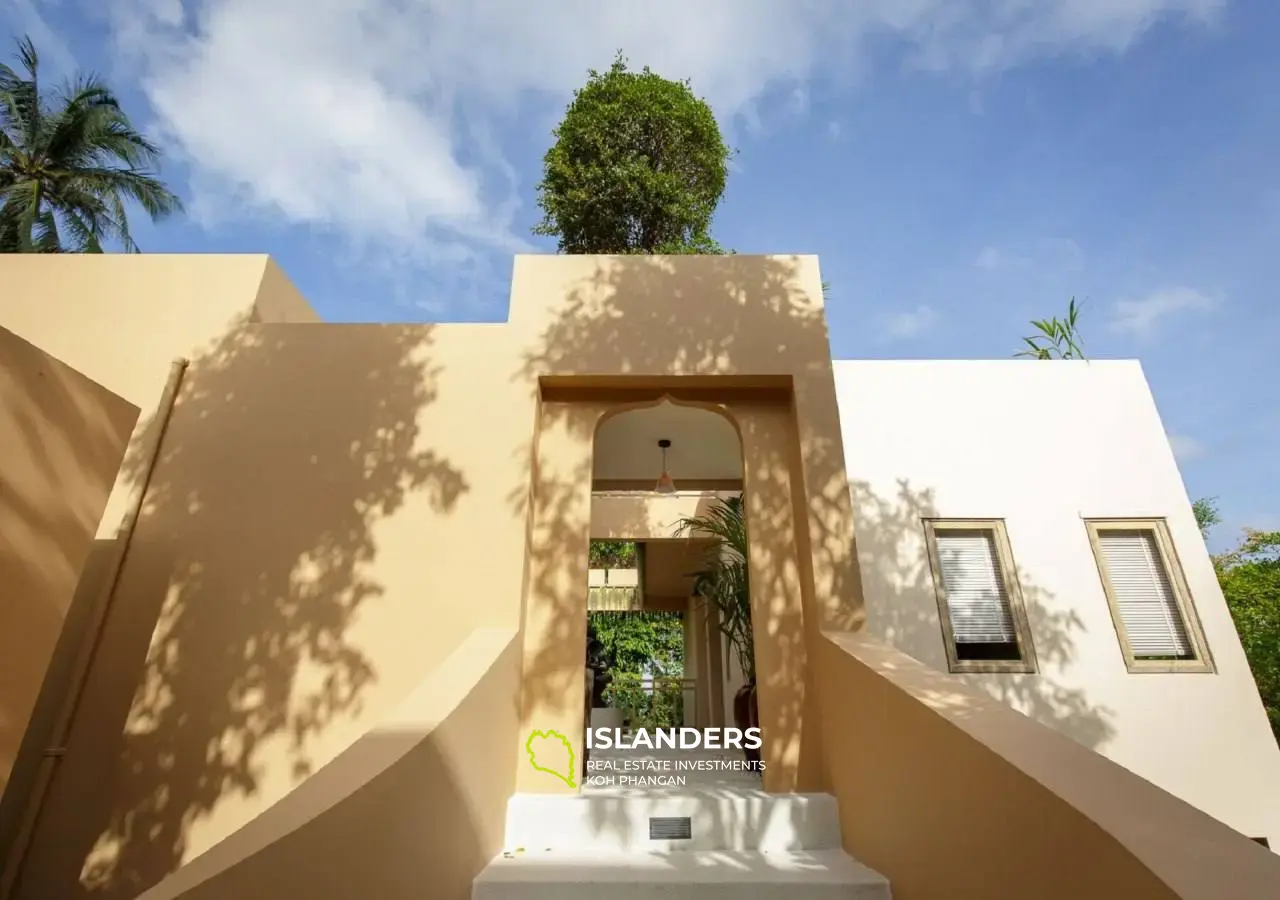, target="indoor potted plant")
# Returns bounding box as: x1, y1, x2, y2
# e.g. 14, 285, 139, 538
673, 494, 760, 765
